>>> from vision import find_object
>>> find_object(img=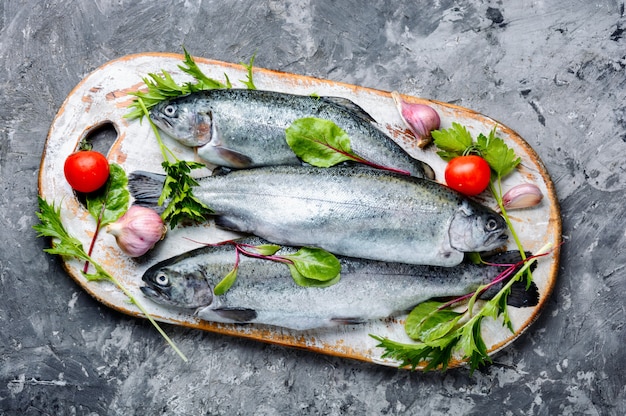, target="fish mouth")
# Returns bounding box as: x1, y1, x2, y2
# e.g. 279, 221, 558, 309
140, 283, 171, 301
483, 230, 509, 250
149, 112, 172, 130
